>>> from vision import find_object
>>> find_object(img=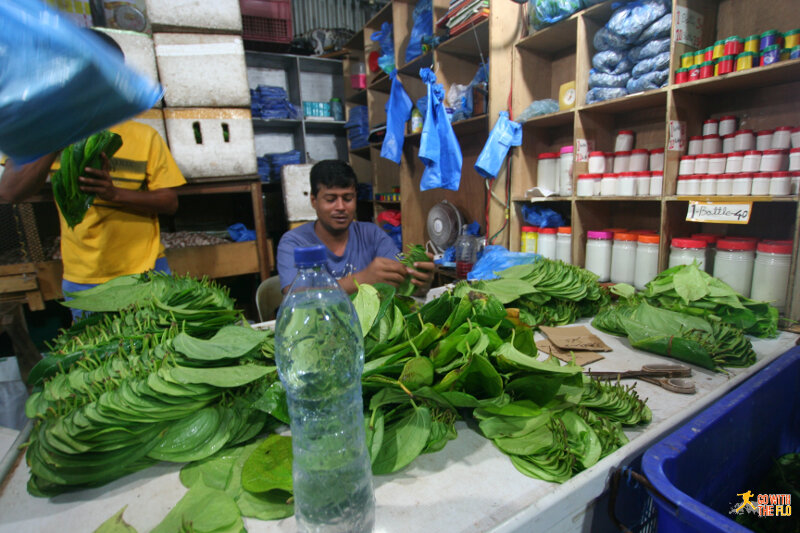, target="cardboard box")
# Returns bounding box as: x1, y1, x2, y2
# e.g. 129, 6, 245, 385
154, 33, 250, 107
164, 108, 256, 180
144, 0, 242, 33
